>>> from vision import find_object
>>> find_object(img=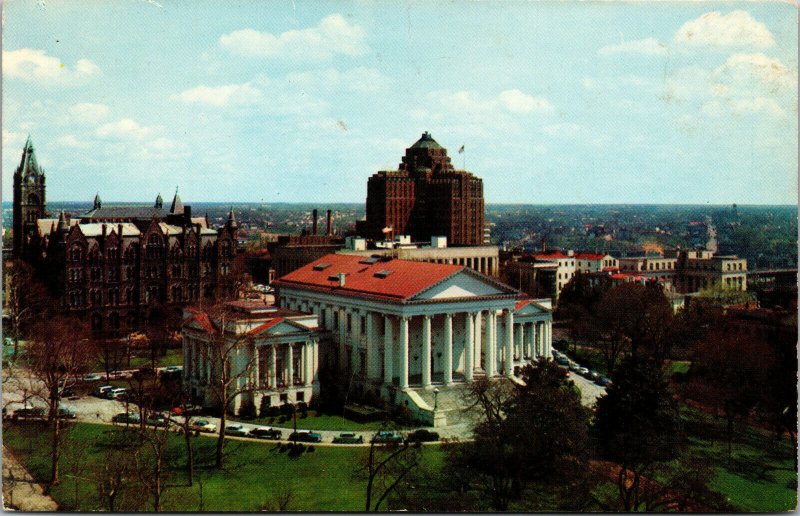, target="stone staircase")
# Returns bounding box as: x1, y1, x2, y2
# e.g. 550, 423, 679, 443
410, 383, 481, 427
